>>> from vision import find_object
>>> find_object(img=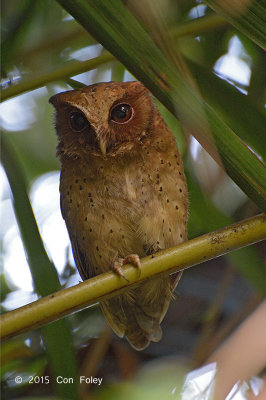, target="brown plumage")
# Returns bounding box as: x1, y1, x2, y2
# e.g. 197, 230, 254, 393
49, 81, 188, 350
